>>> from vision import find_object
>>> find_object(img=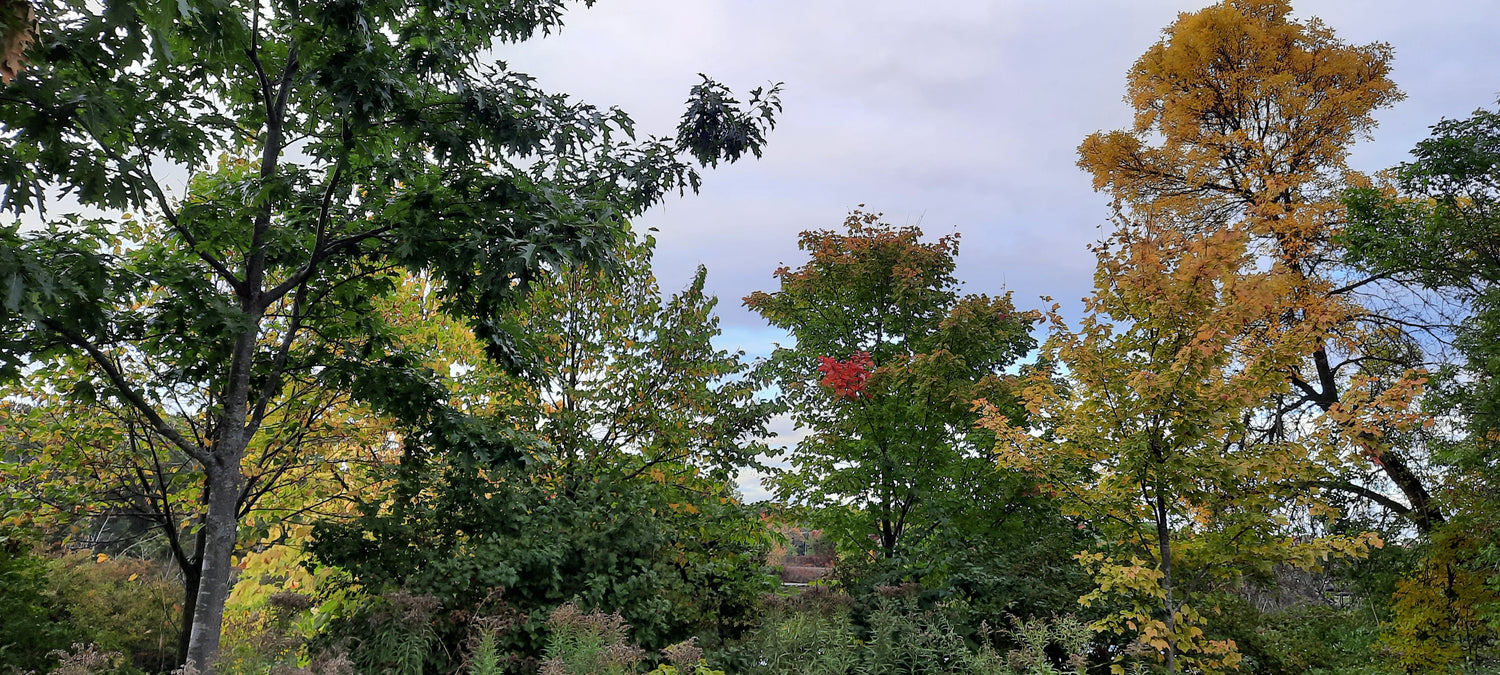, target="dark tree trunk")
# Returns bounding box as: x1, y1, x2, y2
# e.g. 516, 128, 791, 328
1154, 482, 1176, 675
1305, 345, 1444, 532
176, 555, 202, 667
